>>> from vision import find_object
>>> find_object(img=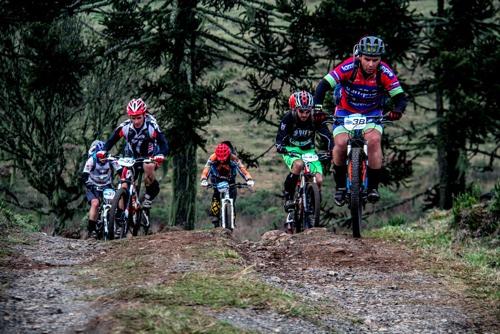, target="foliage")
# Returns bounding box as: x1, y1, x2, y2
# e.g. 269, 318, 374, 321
418, 0, 500, 208
489, 182, 500, 215
0, 201, 39, 233
314, 0, 420, 64
0, 2, 131, 232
